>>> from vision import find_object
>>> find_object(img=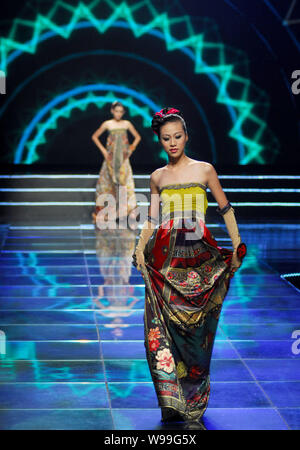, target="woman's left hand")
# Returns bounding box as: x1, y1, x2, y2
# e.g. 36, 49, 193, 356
230, 250, 242, 274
